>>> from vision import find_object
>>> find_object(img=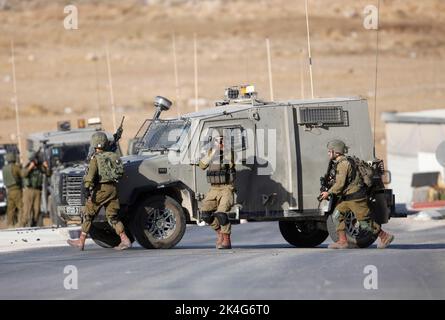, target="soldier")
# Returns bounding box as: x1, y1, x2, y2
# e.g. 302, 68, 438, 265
67, 132, 131, 251
198, 133, 236, 249
22, 151, 50, 227
2, 153, 23, 227
319, 140, 395, 249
